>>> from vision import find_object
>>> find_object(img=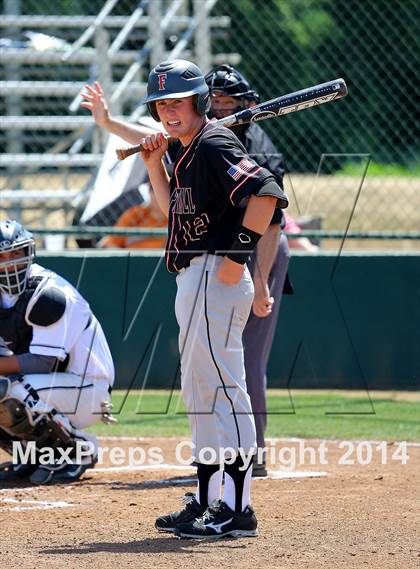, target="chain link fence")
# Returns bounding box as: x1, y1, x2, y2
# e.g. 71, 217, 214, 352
0, 0, 418, 248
